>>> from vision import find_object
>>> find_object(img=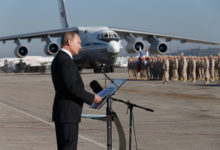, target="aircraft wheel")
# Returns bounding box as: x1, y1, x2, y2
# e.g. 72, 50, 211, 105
110, 66, 114, 72
94, 68, 98, 73
105, 67, 109, 73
